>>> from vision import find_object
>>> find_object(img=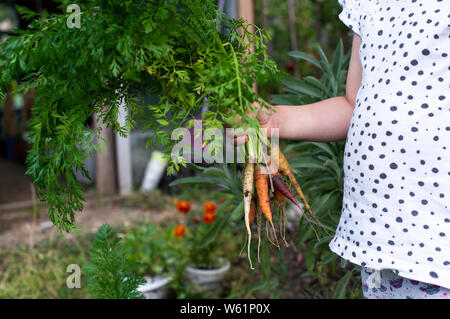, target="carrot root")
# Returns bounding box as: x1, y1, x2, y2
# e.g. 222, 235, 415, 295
254, 165, 273, 225
243, 162, 255, 269
275, 145, 326, 233
256, 207, 262, 263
